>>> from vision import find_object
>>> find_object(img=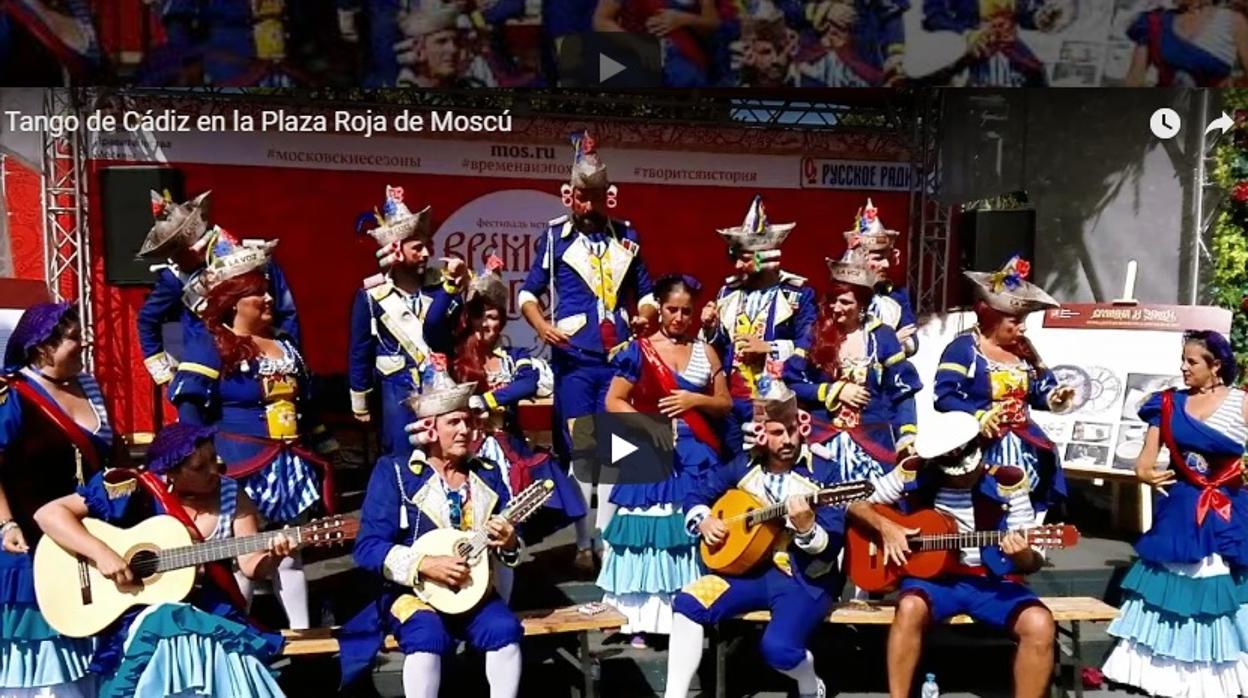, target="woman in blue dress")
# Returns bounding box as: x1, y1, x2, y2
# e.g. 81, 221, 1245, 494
35, 422, 296, 698
784, 260, 921, 484
921, 0, 1074, 86
598, 274, 731, 648
170, 265, 334, 630
1102, 331, 1248, 697
933, 256, 1075, 520
424, 258, 590, 574
0, 303, 106, 697
1125, 0, 1248, 87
